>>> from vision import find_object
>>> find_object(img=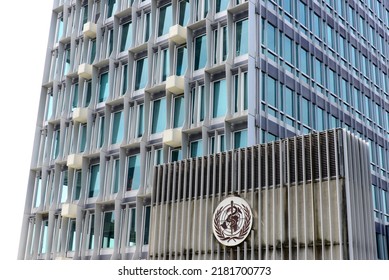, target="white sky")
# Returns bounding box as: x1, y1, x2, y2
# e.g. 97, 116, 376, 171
0, 0, 53, 261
